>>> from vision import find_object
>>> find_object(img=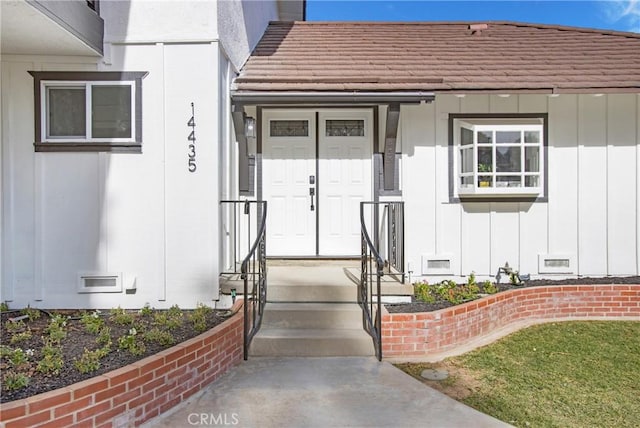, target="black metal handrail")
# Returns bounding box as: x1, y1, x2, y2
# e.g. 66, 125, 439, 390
359, 201, 405, 361
220, 200, 267, 360
383, 202, 405, 283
